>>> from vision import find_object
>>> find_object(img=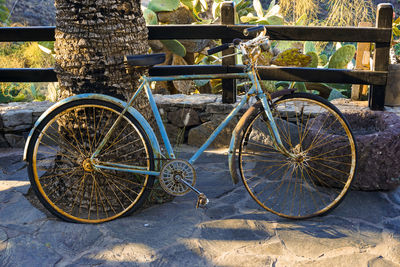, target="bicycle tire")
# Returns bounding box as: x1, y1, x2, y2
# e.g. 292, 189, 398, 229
238, 93, 357, 219
26, 98, 155, 223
